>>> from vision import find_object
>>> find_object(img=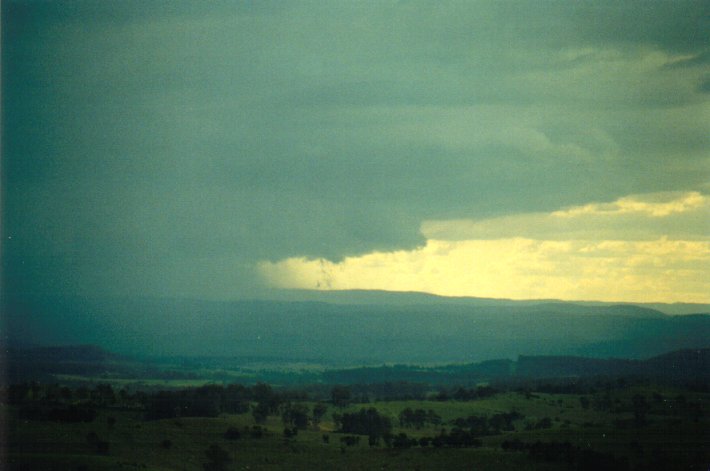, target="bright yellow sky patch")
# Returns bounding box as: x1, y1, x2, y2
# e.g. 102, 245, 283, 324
259, 192, 710, 303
